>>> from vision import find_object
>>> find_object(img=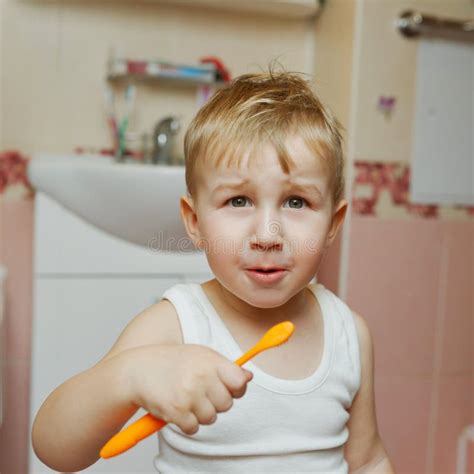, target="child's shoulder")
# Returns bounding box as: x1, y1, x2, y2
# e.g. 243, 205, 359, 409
126, 298, 184, 346
343, 306, 374, 402
349, 309, 373, 356
98, 298, 183, 364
